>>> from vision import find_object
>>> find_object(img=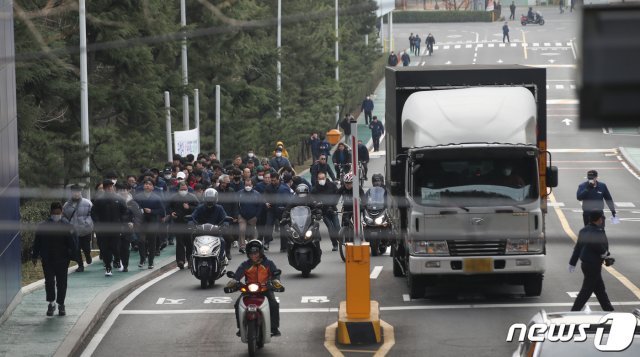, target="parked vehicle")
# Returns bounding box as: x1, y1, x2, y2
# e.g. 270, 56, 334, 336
190, 223, 228, 288
385, 65, 558, 299
224, 270, 285, 357
282, 206, 323, 278
521, 13, 545, 25
363, 187, 391, 256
